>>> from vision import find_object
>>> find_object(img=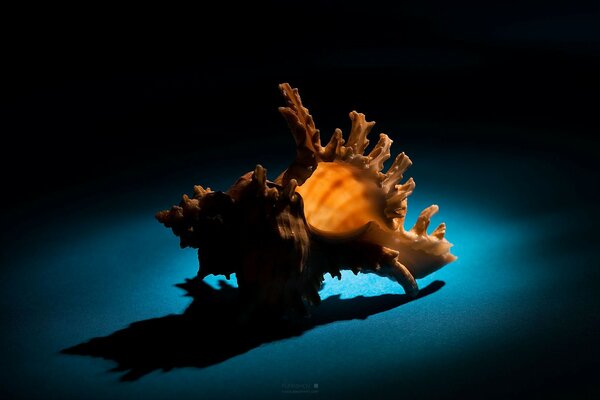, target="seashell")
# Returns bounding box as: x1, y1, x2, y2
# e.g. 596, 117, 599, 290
157, 83, 456, 316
